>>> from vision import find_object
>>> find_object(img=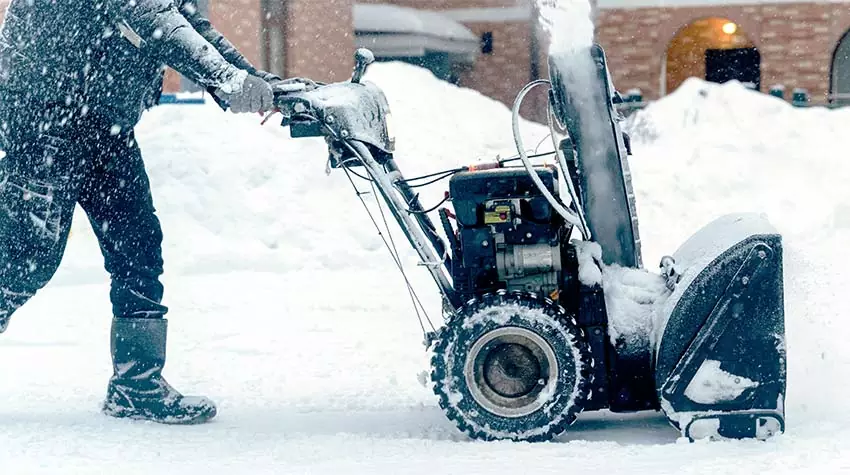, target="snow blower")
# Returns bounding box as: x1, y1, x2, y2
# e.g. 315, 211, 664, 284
263, 47, 786, 443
